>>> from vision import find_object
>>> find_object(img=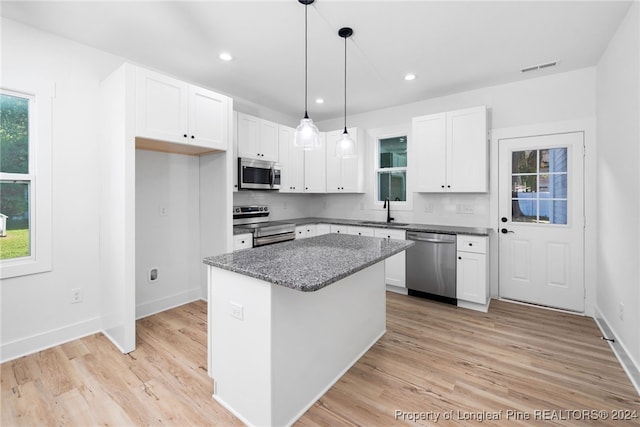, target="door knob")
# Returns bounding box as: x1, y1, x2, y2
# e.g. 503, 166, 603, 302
501, 228, 515, 234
